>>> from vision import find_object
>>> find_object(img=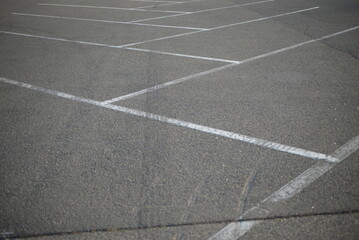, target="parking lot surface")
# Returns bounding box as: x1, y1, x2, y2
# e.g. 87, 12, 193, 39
0, 0, 358, 239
